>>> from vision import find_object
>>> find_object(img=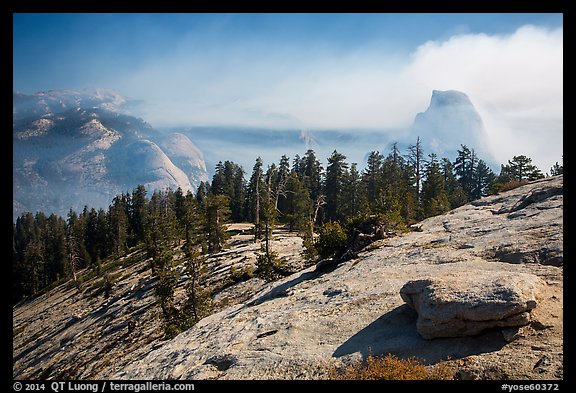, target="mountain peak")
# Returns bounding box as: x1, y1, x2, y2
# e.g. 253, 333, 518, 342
413, 89, 485, 155
430, 90, 474, 108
